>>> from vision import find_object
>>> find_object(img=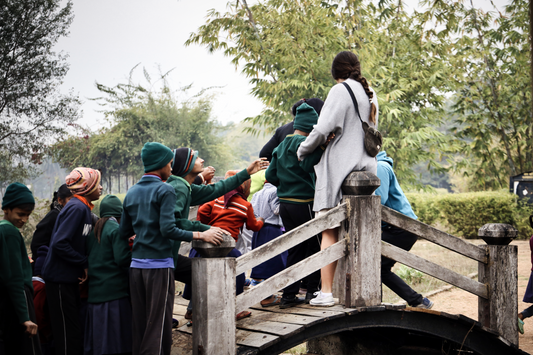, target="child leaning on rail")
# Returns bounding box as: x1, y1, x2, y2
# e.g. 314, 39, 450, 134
518, 215, 533, 334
